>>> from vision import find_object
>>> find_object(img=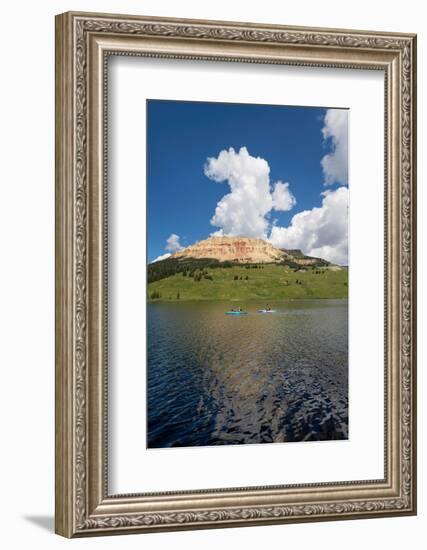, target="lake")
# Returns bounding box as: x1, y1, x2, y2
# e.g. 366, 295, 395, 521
147, 300, 348, 448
